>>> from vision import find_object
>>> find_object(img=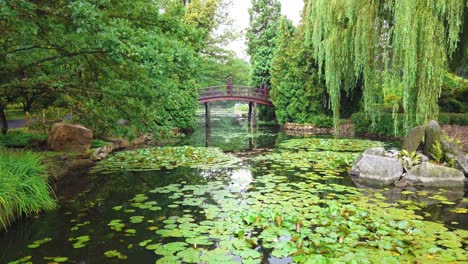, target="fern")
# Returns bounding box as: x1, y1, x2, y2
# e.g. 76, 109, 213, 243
429, 141, 444, 163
